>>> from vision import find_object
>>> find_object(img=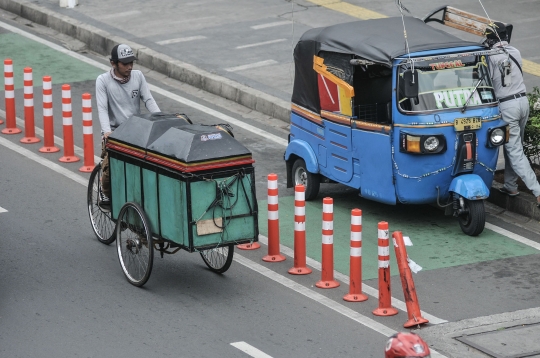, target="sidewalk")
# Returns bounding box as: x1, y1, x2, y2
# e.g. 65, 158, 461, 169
1, 0, 539, 222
